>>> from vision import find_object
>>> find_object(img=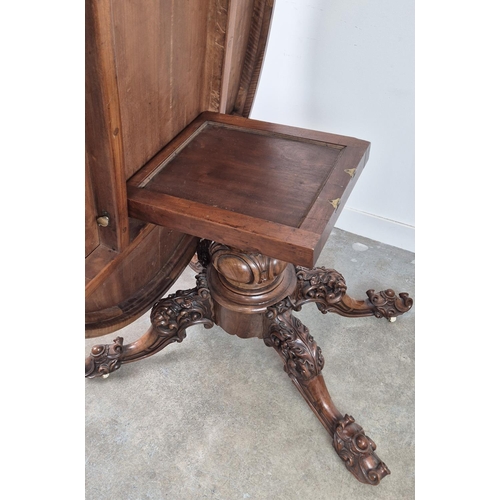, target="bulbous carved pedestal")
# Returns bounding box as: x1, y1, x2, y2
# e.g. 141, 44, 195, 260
85, 240, 412, 486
